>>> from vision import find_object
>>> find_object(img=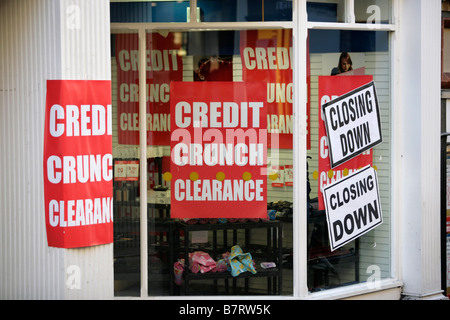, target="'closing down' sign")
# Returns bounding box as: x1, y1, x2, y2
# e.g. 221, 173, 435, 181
323, 165, 382, 251
322, 81, 382, 168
